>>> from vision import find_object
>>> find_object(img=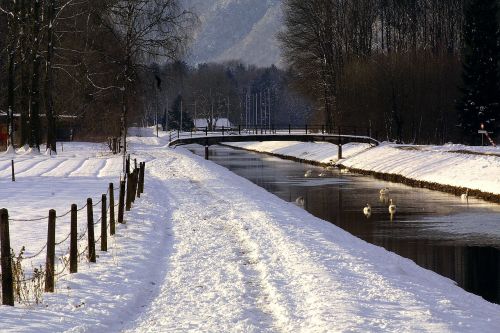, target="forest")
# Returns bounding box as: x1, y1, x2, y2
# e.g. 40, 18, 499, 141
2, 0, 499, 149
0, 0, 194, 152
280, 0, 500, 144
141, 61, 312, 132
